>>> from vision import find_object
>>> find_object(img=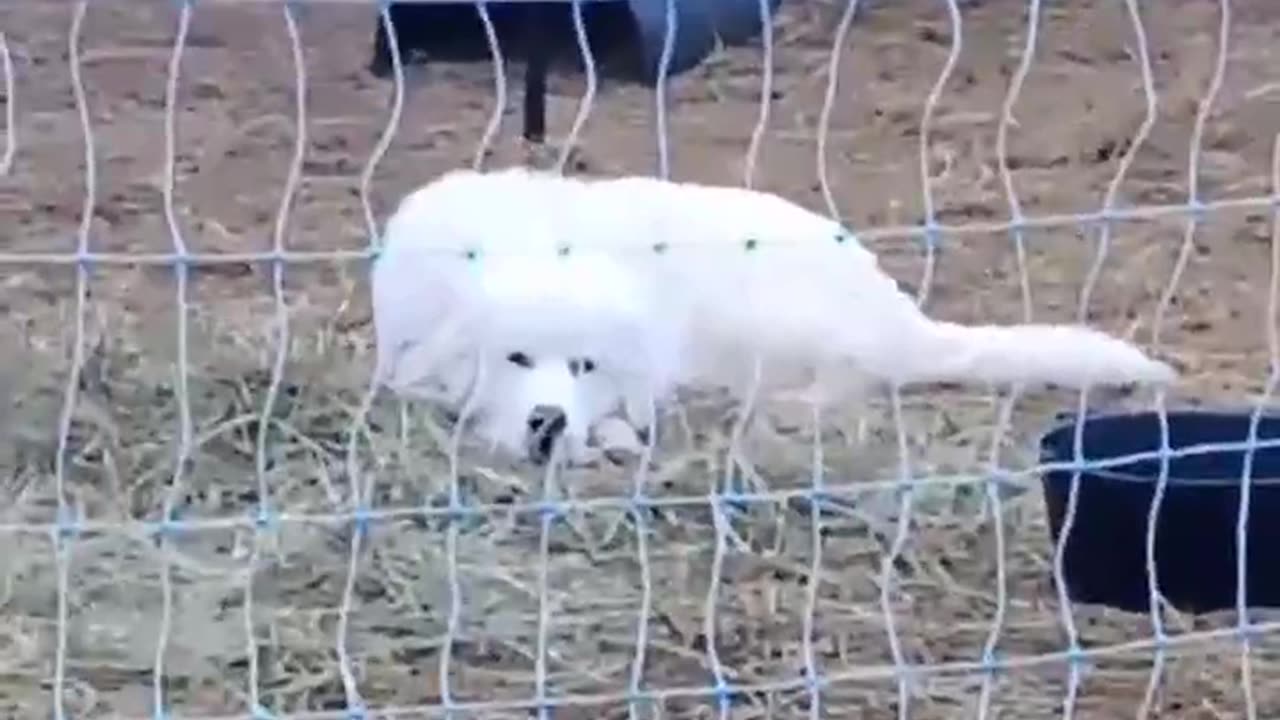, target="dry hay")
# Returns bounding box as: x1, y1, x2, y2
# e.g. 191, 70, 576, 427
0, 259, 1271, 720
